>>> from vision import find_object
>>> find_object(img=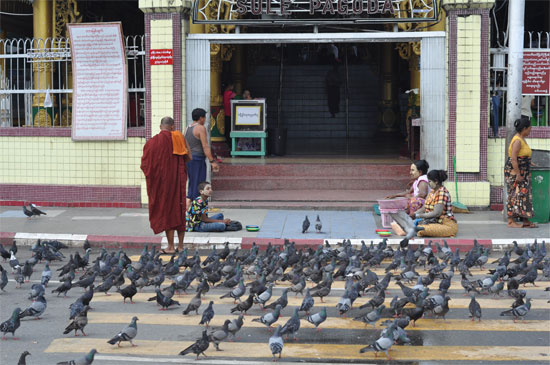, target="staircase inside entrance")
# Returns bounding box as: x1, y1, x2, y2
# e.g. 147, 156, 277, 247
211, 161, 410, 210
